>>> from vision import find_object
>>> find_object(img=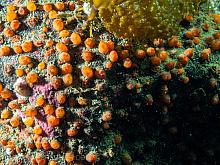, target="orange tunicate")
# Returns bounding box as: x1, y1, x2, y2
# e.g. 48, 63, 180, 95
22, 41, 33, 53
86, 152, 97, 163
43, 4, 53, 12
168, 36, 179, 47
4, 27, 14, 37
63, 73, 73, 86
211, 40, 220, 51
38, 61, 46, 71
105, 61, 113, 69
55, 107, 65, 118
1, 109, 11, 119
56, 42, 68, 52
25, 106, 37, 117
18, 55, 31, 65
82, 51, 93, 62
46, 39, 54, 47
81, 66, 94, 78
53, 19, 64, 31
41, 139, 51, 150
6, 11, 17, 22
50, 139, 61, 150
7, 4, 16, 12
0, 83, 3, 92
184, 48, 194, 58
70, 32, 81, 45
98, 40, 109, 54
184, 15, 193, 22
10, 20, 20, 30
27, 1, 37, 12
44, 104, 55, 115
190, 28, 201, 37
0, 45, 11, 56
8, 100, 19, 109
135, 49, 146, 59
49, 10, 57, 19
24, 117, 34, 127
56, 92, 66, 104
13, 45, 23, 54
123, 58, 132, 68
84, 38, 95, 49
47, 64, 58, 76
95, 69, 106, 79
65, 151, 75, 163
49, 160, 58, 165
55, 2, 65, 11
26, 72, 38, 84
59, 52, 71, 63
36, 96, 45, 106
101, 111, 112, 121
178, 54, 189, 65
213, 14, 220, 24
47, 115, 60, 126
67, 129, 78, 136
158, 51, 168, 61
59, 30, 70, 38
165, 61, 176, 70
185, 31, 193, 39
150, 56, 161, 66
10, 116, 20, 127
1, 89, 12, 99
61, 63, 72, 75
107, 40, 115, 51
15, 68, 24, 77
146, 47, 155, 56
35, 152, 47, 165
193, 37, 200, 45
200, 48, 211, 60
33, 125, 43, 135
109, 50, 118, 62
